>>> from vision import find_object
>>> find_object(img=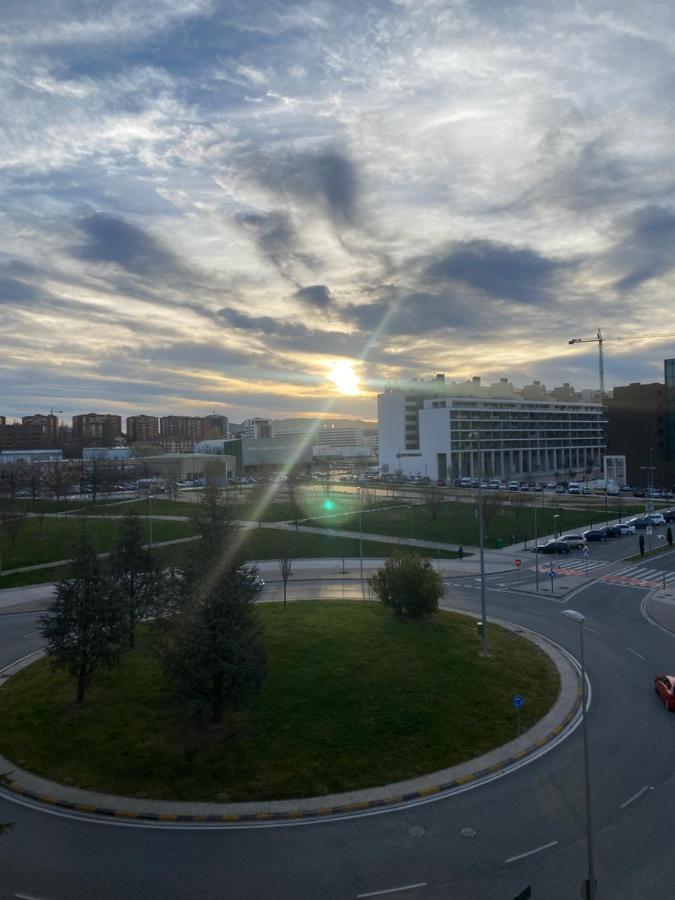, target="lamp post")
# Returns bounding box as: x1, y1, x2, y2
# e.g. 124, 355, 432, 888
553, 513, 560, 539
147, 493, 154, 549
640, 447, 655, 515
359, 483, 364, 586
469, 429, 489, 656
533, 496, 540, 593
561, 609, 597, 899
